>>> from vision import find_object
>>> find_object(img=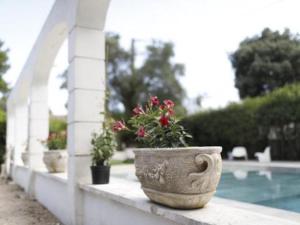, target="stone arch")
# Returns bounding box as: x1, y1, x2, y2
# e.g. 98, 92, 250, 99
6, 0, 69, 169
28, 20, 68, 168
